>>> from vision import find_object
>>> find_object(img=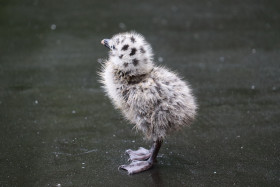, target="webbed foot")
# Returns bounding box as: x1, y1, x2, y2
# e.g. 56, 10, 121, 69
125, 147, 151, 161
119, 160, 152, 175
119, 139, 162, 175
